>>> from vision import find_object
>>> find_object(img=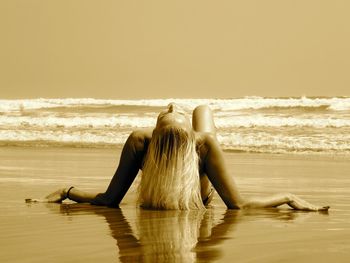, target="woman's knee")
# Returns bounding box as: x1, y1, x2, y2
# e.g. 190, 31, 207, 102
192, 105, 216, 132
193, 105, 212, 116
